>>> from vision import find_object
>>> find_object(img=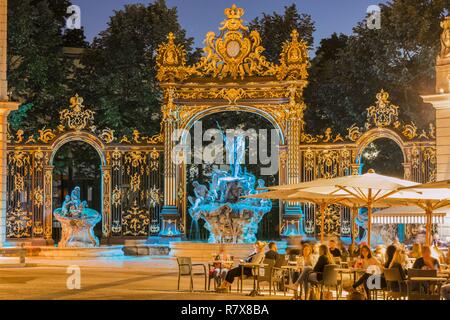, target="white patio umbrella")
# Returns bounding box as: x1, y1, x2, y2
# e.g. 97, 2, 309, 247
265, 169, 419, 245
245, 188, 392, 243
244, 190, 355, 242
